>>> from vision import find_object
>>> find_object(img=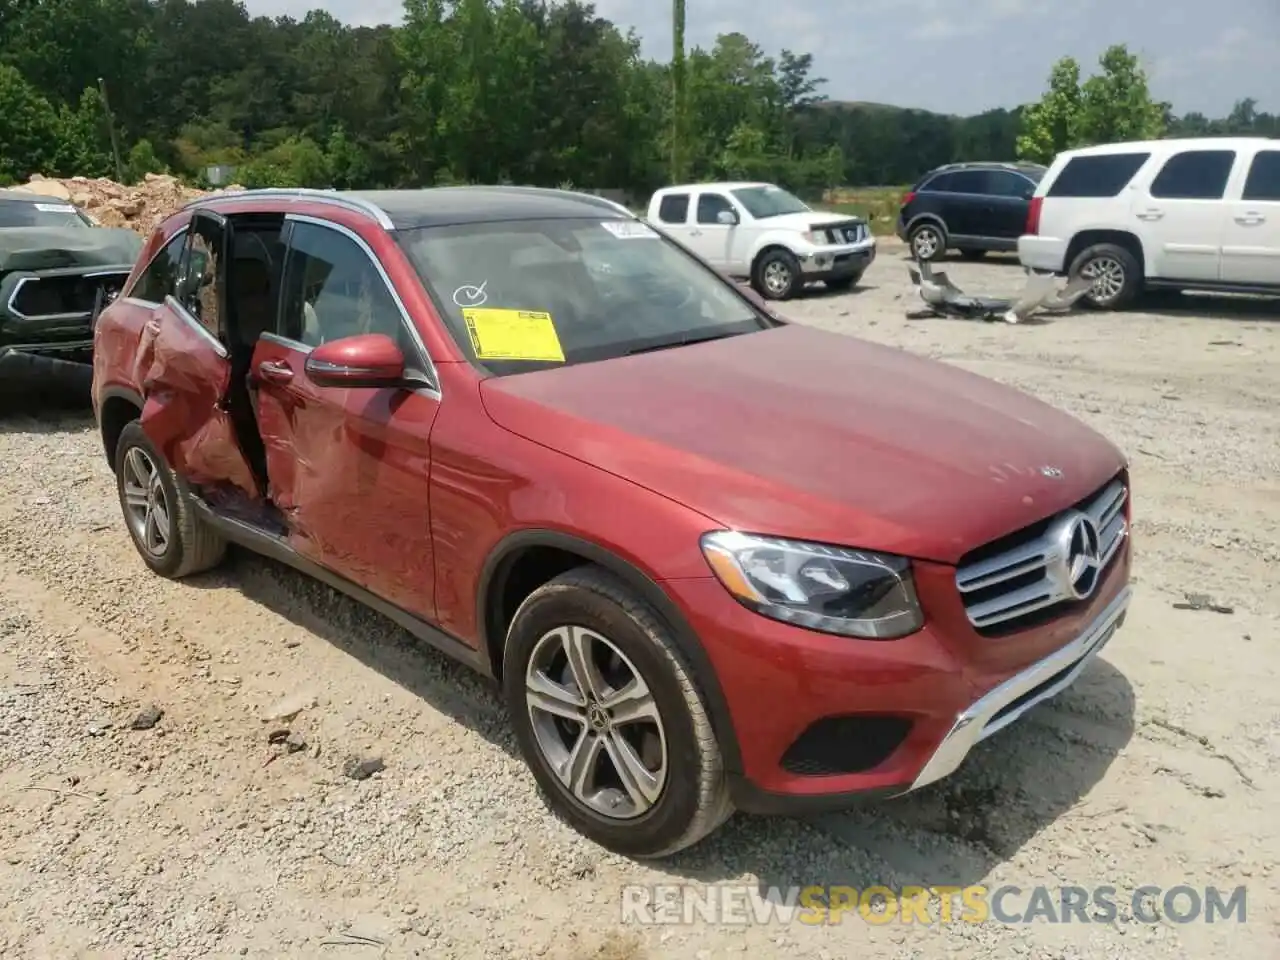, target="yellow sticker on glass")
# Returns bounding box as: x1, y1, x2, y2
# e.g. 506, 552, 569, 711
463, 308, 566, 362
